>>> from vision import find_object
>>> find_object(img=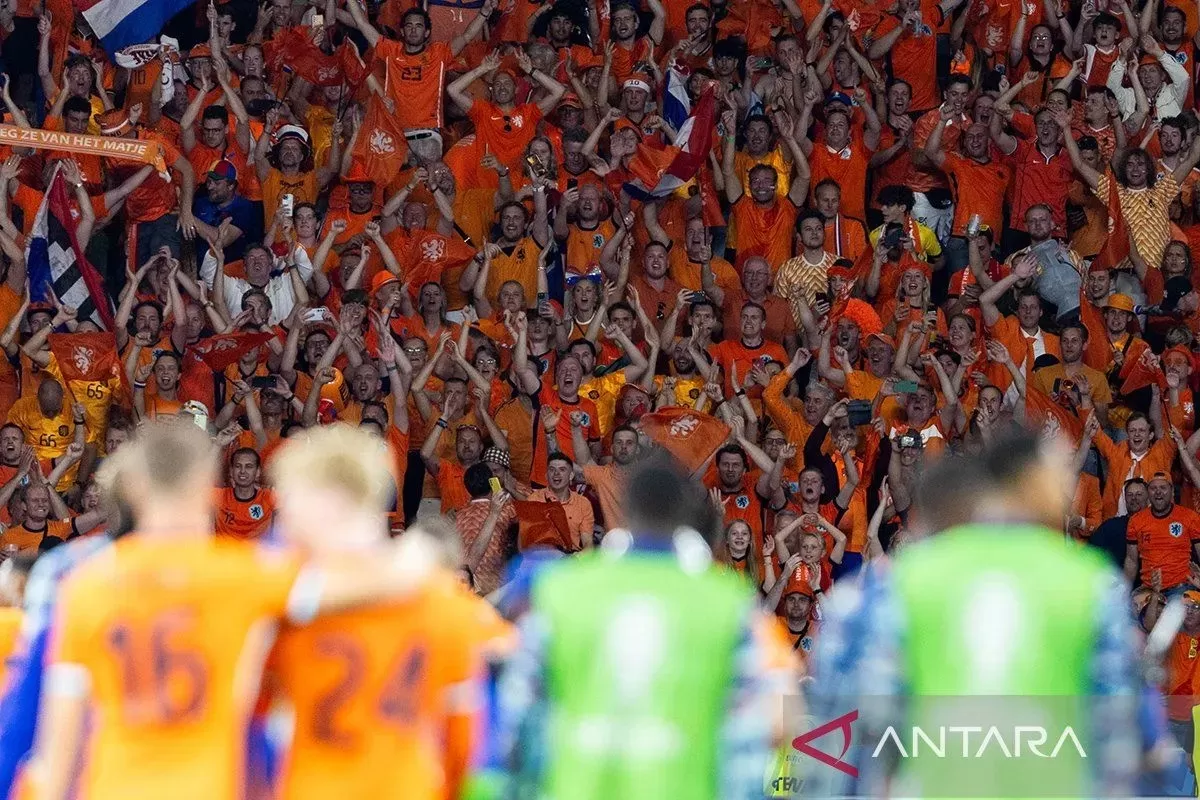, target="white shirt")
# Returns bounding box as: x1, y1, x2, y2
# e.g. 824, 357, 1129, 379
200, 245, 313, 325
